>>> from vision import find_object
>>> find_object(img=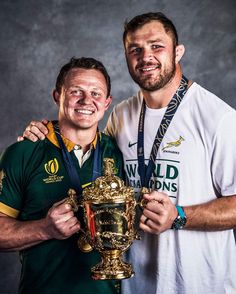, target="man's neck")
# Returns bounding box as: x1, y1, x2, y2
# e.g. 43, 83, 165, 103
142, 65, 183, 109
58, 121, 97, 153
